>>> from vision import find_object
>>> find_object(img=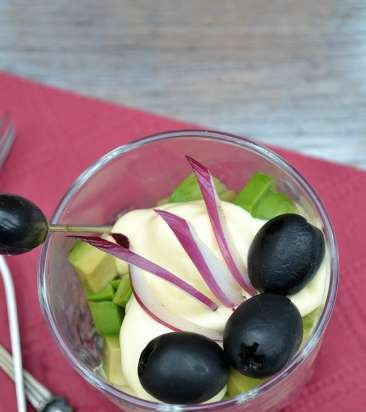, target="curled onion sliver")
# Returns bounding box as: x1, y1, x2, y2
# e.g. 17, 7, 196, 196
186, 156, 256, 295
110, 232, 129, 248
155, 209, 242, 308
130, 265, 223, 342
71, 235, 217, 311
